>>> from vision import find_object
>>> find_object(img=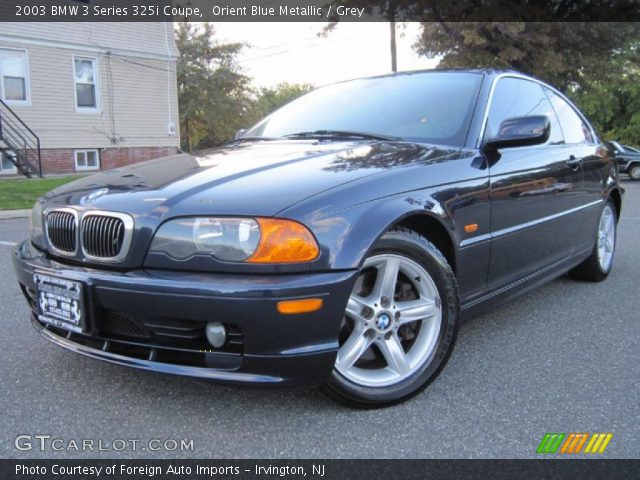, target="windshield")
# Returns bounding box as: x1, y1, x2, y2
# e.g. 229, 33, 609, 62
245, 72, 483, 147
